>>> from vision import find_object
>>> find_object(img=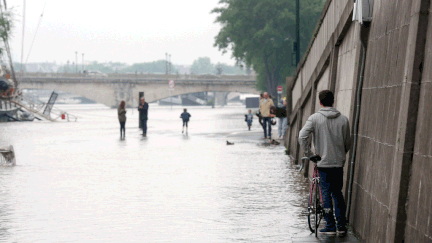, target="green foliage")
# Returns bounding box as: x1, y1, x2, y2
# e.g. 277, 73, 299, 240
215, 62, 246, 75
191, 56, 246, 75
0, 9, 14, 55
57, 60, 178, 74
0, 10, 13, 40
190, 57, 214, 75
124, 60, 177, 74
213, 0, 325, 96
55, 58, 247, 75
85, 62, 118, 73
